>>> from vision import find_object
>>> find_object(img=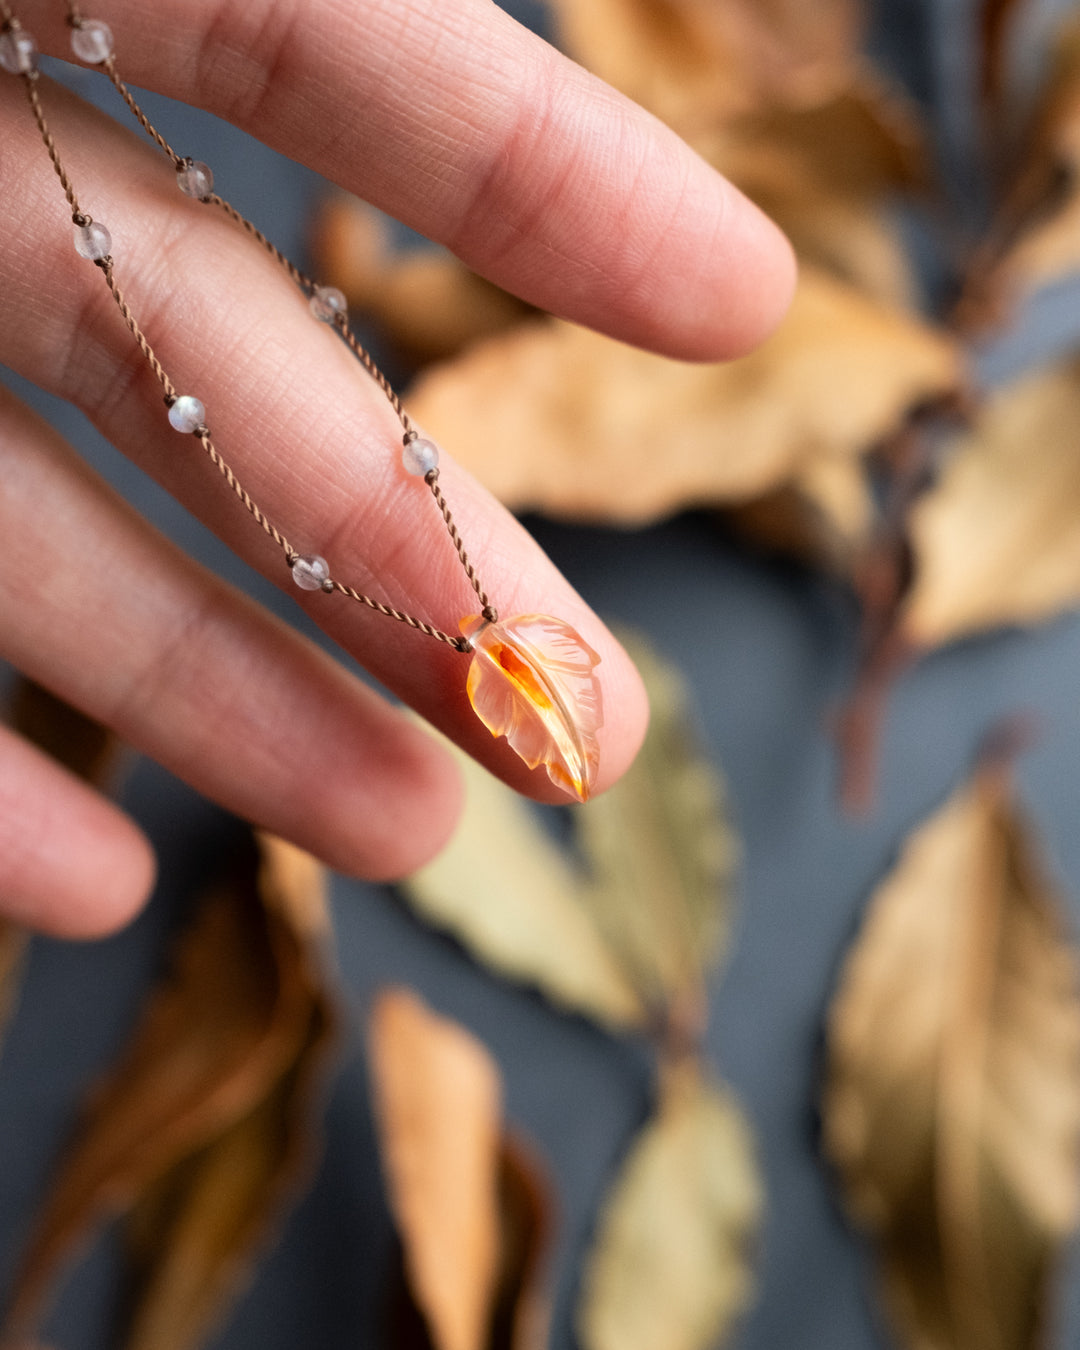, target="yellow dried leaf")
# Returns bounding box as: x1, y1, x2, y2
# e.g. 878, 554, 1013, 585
403, 630, 737, 1030
368, 989, 552, 1350
410, 267, 962, 526
575, 633, 738, 1031
577, 1061, 762, 1350
2, 833, 335, 1349
902, 360, 1080, 647
823, 762, 1080, 1350
402, 740, 647, 1030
